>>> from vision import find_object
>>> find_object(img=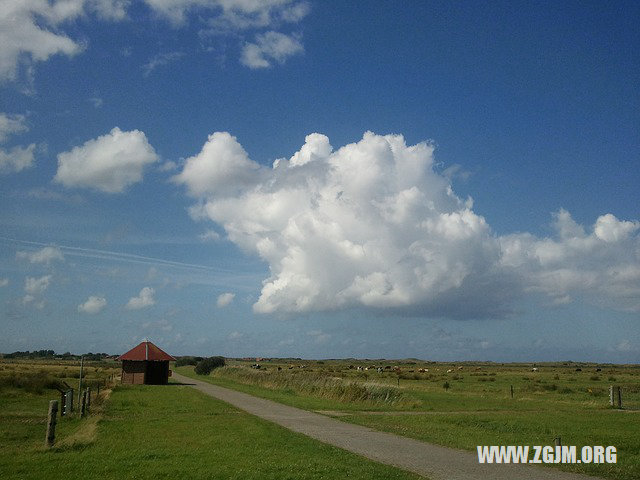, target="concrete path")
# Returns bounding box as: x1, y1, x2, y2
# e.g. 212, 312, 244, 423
173, 372, 604, 480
